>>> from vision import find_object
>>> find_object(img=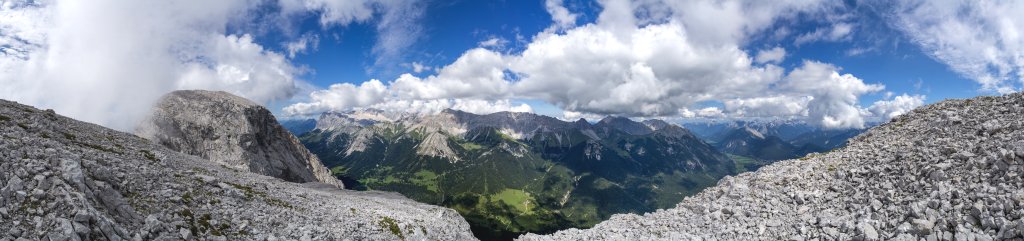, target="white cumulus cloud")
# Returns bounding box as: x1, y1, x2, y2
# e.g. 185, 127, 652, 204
868, 94, 926, 120
381, 99, 531, 115
285, 33, 319, 58
890, 0, 1024, 93
781, 61, 884, 129
724, 96, 810, 117
795, 22, 855, 45
0, 0, 410, 130
283, 79, 389, 116
754, 47, 787, 64
285, 0, 896, 129
545, 0, 578, 31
